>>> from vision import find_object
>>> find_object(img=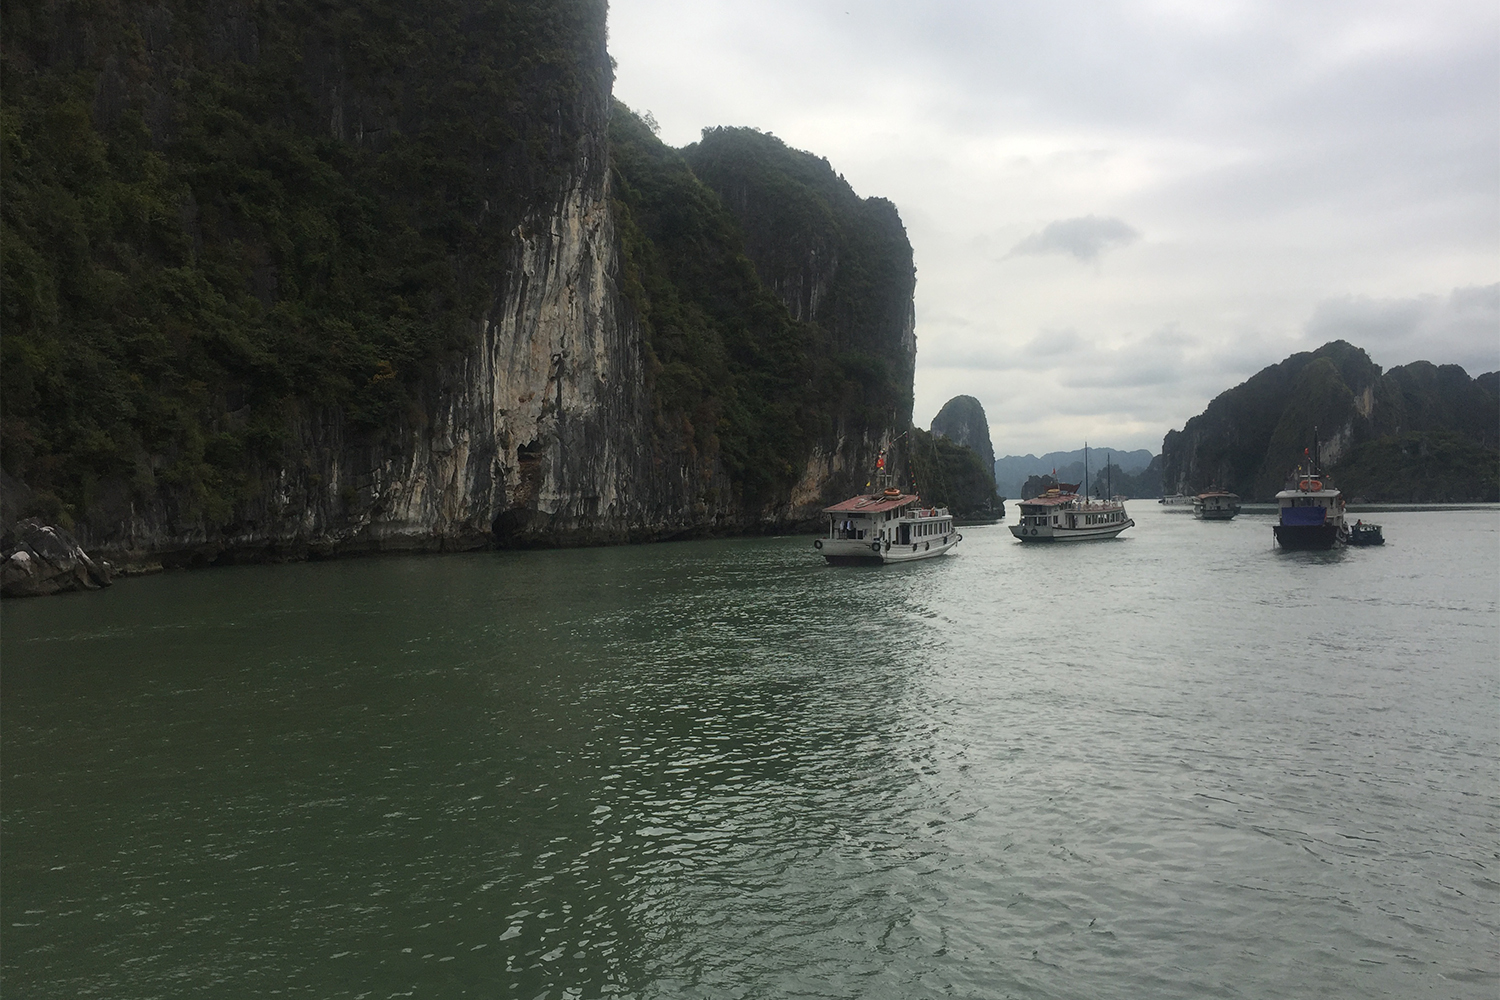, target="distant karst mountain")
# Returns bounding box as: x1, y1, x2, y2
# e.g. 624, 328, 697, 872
930, 396, 995, 482
1161, 341, 1499, 502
